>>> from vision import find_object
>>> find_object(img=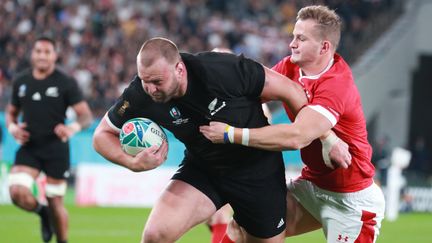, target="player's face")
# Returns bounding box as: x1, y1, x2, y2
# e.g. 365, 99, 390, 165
139, 59, 182, 103
31, 40, 57, 72
289, 19, 323, 66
